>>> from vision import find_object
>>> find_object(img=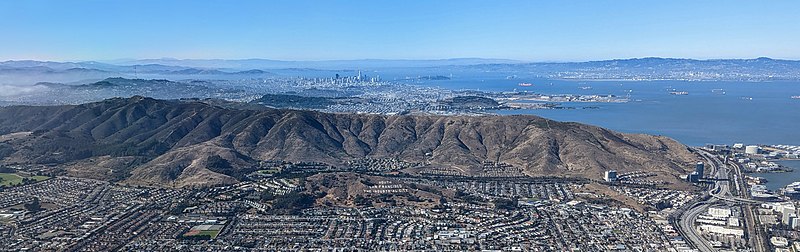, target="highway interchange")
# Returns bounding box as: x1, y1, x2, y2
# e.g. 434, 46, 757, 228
673, 149, 767, 252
